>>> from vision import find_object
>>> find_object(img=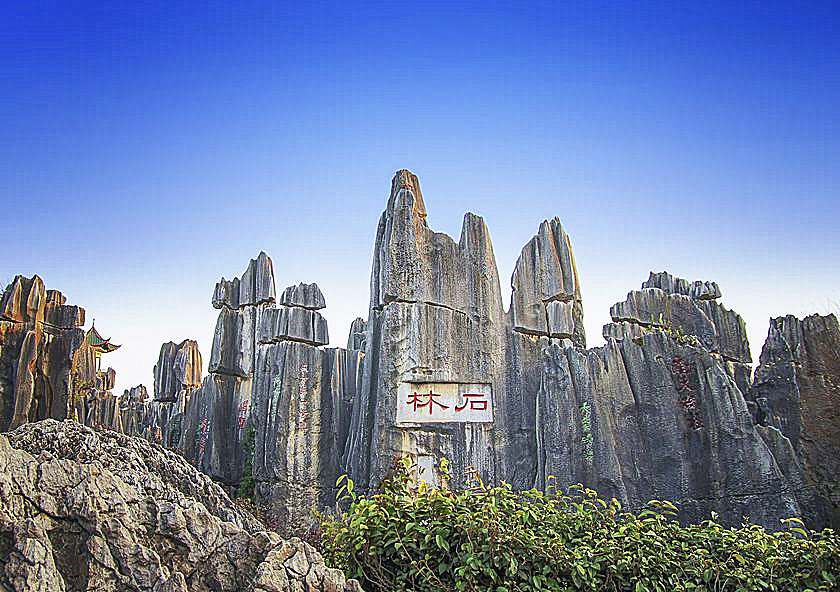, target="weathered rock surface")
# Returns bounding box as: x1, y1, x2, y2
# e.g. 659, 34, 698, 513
279, 283, 326, 310
339, 171, 829, 529
345, 169, 510, 494
511, 217, 585, 346
259, 305, 329, 347
750, 314, 840, 526
0, 275, 102, 432
8, 170, 838, 535
642, 271, 722, 300
0, 419, 360, 592
153, 340, 203, 402
116, 254, 355, 530
606, 280, 750, 365
346, 318, 367, 351
534, 334, 799, 527
251, 289, 360, 534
